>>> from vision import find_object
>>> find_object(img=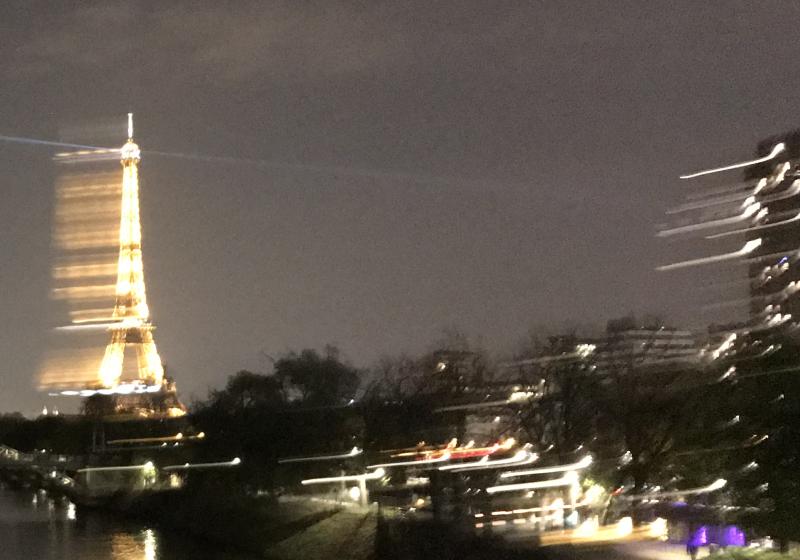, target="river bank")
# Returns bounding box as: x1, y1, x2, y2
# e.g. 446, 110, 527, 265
2, 466, 545, 560
127, 483, 377, 559
0, 484, 257, 559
